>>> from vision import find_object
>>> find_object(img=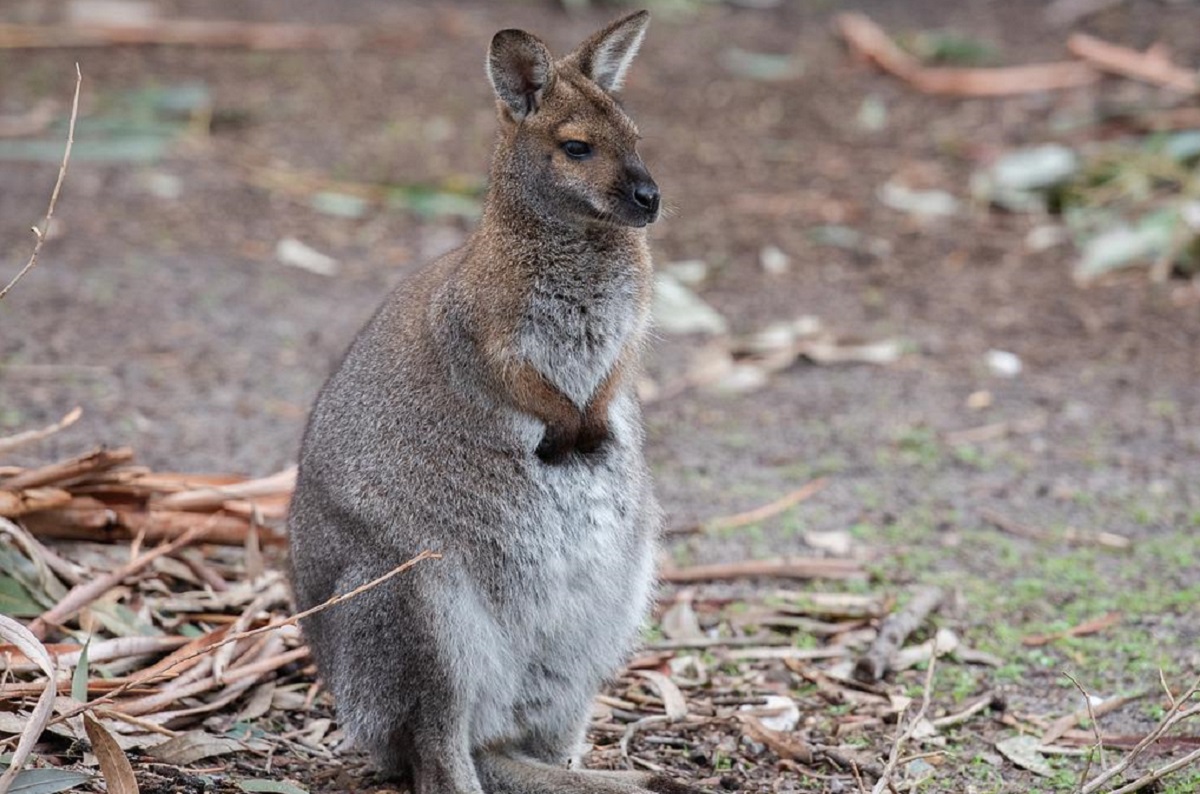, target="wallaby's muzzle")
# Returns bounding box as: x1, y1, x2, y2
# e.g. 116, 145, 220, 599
624, 160, 660, 225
